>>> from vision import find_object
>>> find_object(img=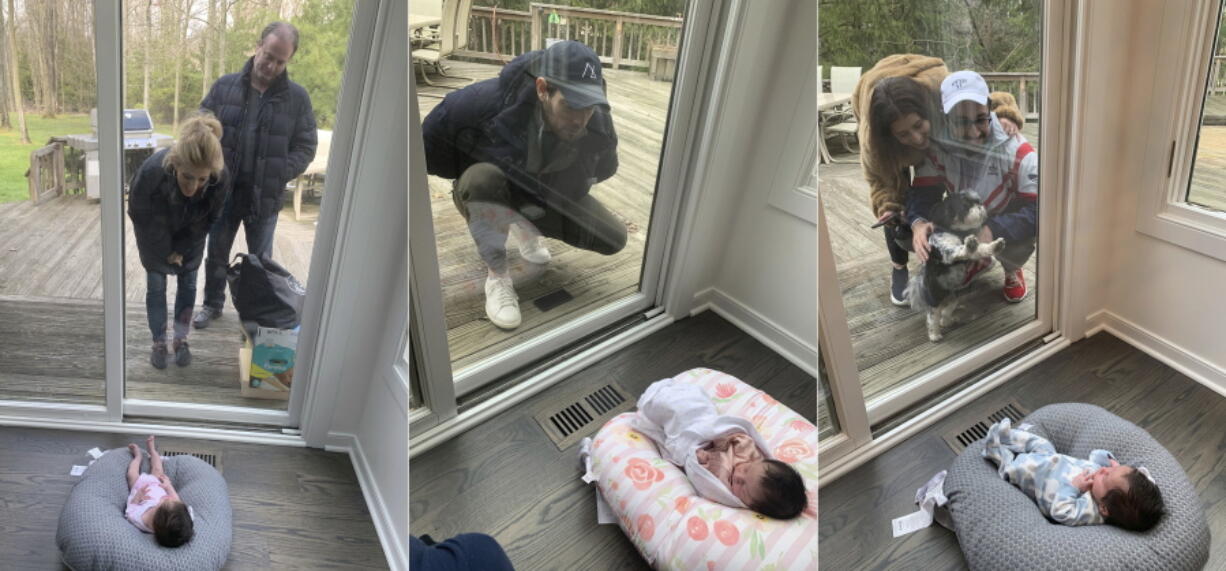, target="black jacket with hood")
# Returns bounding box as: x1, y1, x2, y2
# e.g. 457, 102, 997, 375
128, 148, 229, 275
